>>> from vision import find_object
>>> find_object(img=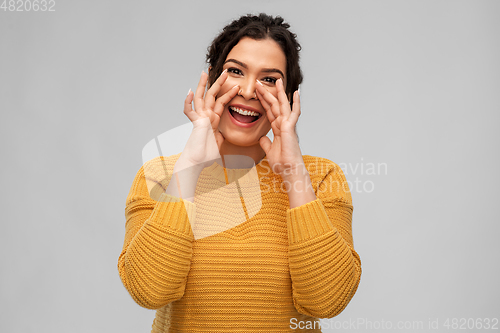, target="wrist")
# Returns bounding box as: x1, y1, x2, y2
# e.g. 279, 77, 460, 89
280, 161, 308, 182
282, 173, 313, 192
166, 159, 204, 203
174, 156, 207, 174
283, 172, 317, 209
